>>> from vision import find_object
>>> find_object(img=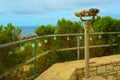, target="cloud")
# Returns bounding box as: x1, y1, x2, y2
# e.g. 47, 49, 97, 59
0, 0, 117, 15
0, 0, 120, 26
